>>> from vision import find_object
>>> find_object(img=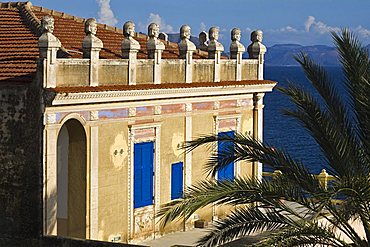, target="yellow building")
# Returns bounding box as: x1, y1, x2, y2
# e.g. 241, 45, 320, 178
0, 1, 276, 244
